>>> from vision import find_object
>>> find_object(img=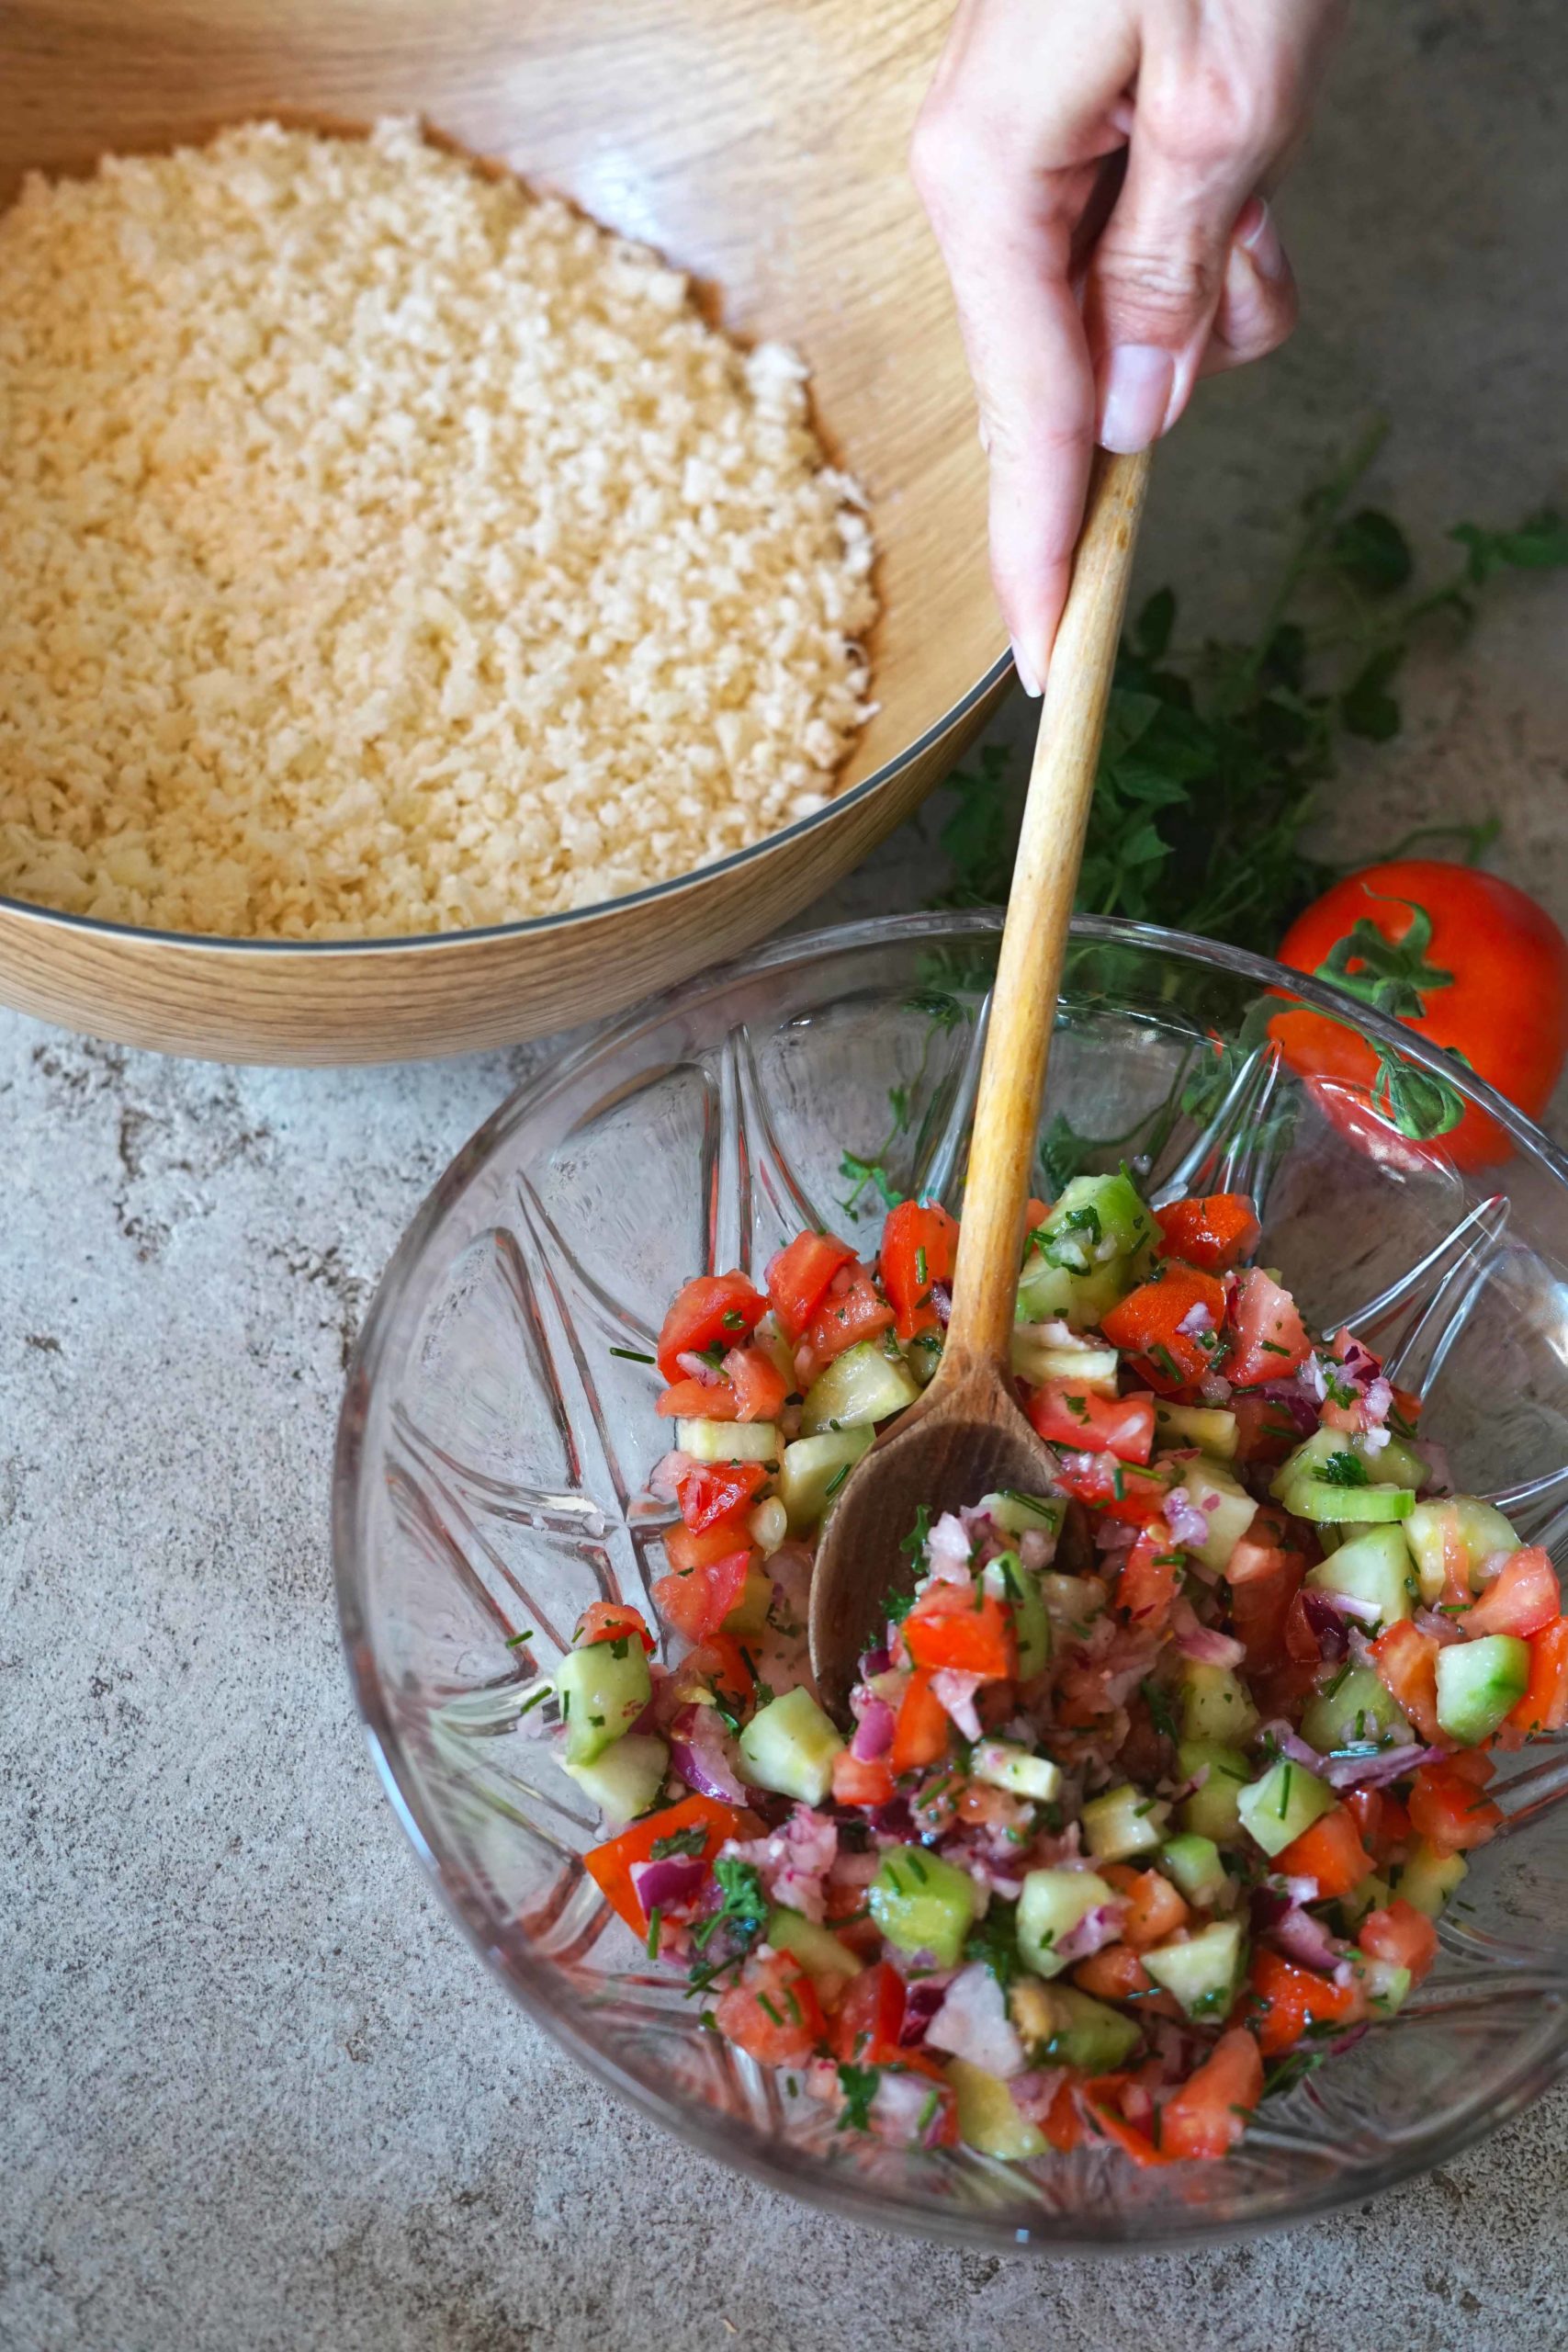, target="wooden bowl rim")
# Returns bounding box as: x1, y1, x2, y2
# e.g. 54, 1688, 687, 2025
3, 652, 1010, 956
